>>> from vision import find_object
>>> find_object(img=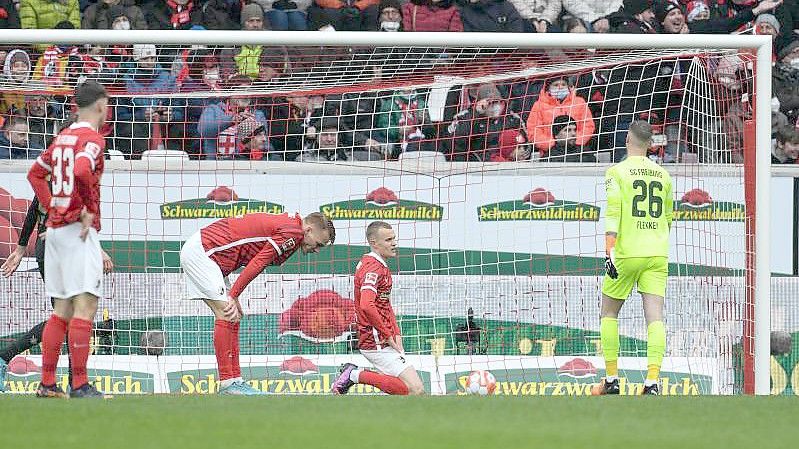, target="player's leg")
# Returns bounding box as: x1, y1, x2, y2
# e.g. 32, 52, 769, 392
67, 292, 99, 396
203, 299, 248, 394
334, 348, 416, 395
594, 258, 637, 395
637, 256, 668, 395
